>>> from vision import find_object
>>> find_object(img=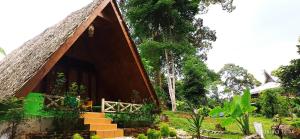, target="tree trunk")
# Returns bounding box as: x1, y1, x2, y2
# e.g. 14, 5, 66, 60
154, 69, 163, 90
165, 49, 176, 111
